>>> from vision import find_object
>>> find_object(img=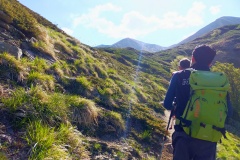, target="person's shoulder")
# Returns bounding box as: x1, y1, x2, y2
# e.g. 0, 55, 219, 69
176, 69, 192, 78
174, 69, 191, 75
